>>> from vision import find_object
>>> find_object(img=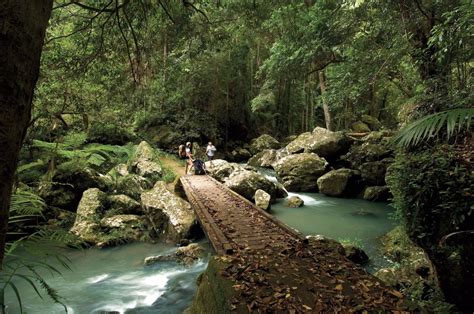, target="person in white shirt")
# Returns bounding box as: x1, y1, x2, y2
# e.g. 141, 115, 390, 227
206, 142, 216, 167
185, 142, 193, 174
